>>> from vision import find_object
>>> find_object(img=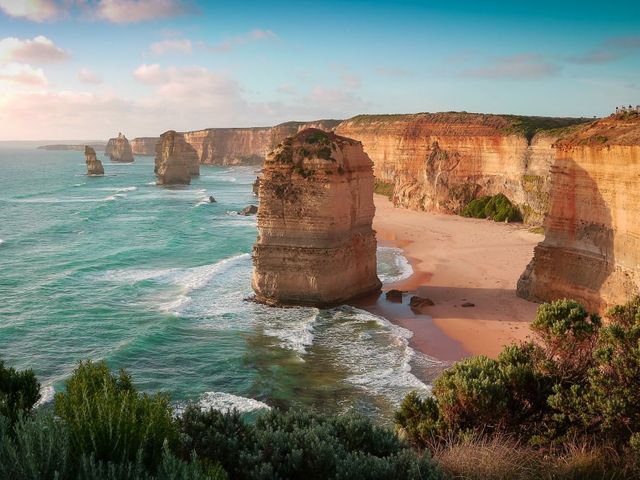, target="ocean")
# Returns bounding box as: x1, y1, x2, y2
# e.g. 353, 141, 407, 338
0, 144, 439, 422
